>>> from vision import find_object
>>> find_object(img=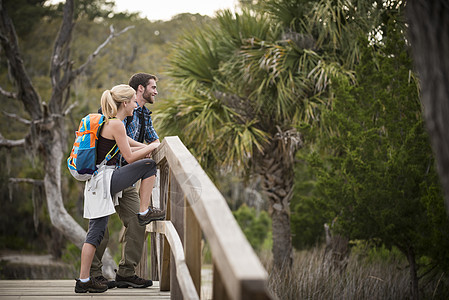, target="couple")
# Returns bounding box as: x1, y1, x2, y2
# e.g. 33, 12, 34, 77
75, 73, 164, 293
